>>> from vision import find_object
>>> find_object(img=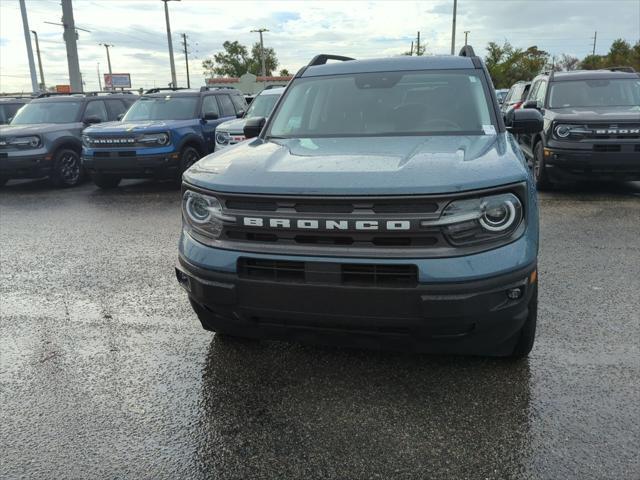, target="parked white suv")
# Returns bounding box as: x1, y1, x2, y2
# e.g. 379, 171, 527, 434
214, 86, 284, 149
